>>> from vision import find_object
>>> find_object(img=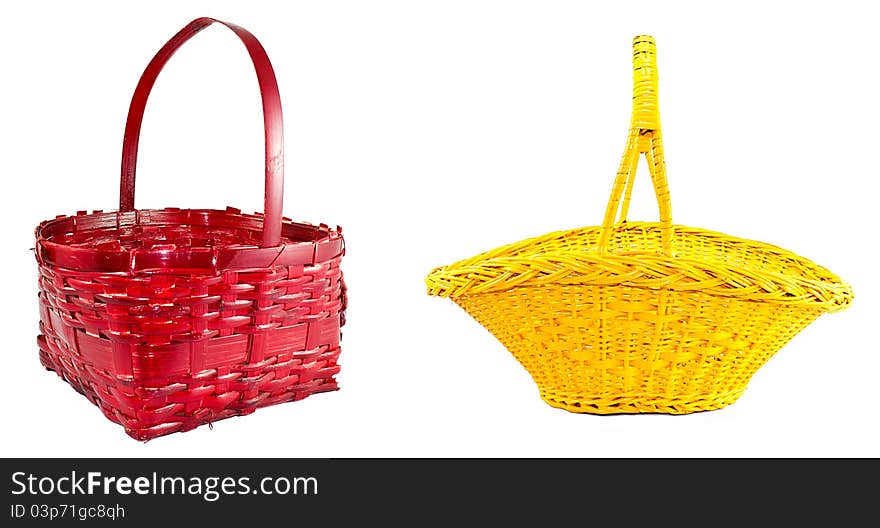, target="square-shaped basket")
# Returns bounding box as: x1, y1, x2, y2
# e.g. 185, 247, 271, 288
35, 18, 346, 440
426, 36, 852, 414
